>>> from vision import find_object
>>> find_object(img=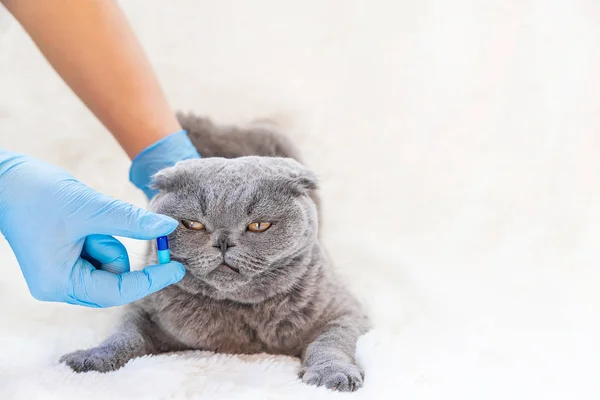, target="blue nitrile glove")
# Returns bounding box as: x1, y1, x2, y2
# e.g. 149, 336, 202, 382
129, 130, 200, 199
0, 149, 186, 308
